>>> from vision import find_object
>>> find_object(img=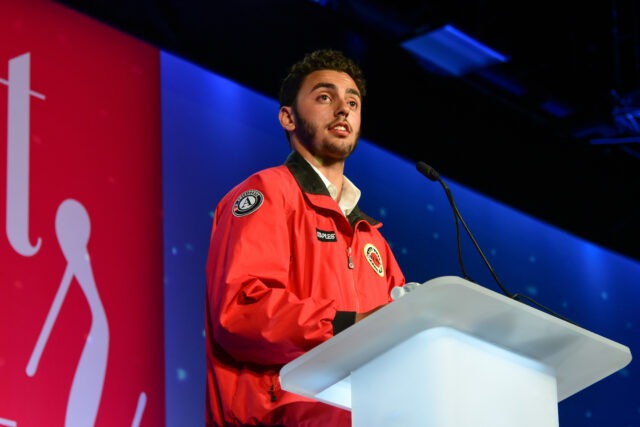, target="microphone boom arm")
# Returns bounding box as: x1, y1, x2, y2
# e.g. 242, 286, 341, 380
438, 177, 514, 299
415, 161, 578, 325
